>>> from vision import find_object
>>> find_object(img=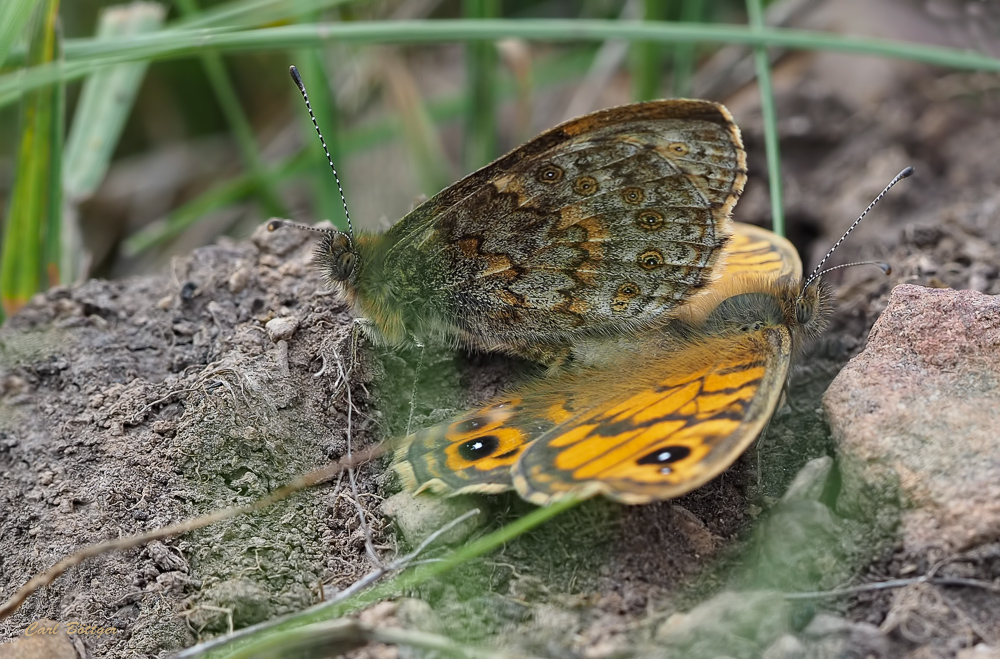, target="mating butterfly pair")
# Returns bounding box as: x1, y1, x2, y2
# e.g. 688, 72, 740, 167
280, 91, 896, 505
